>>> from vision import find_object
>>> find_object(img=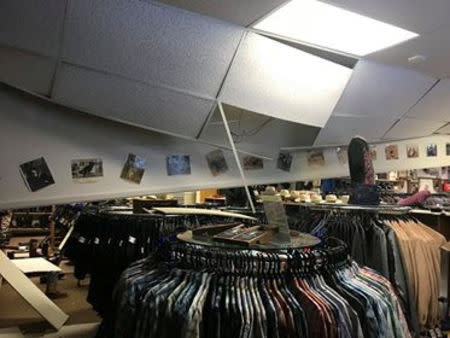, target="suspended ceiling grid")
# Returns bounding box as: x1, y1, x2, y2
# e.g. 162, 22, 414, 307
0, 0, 449, 150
